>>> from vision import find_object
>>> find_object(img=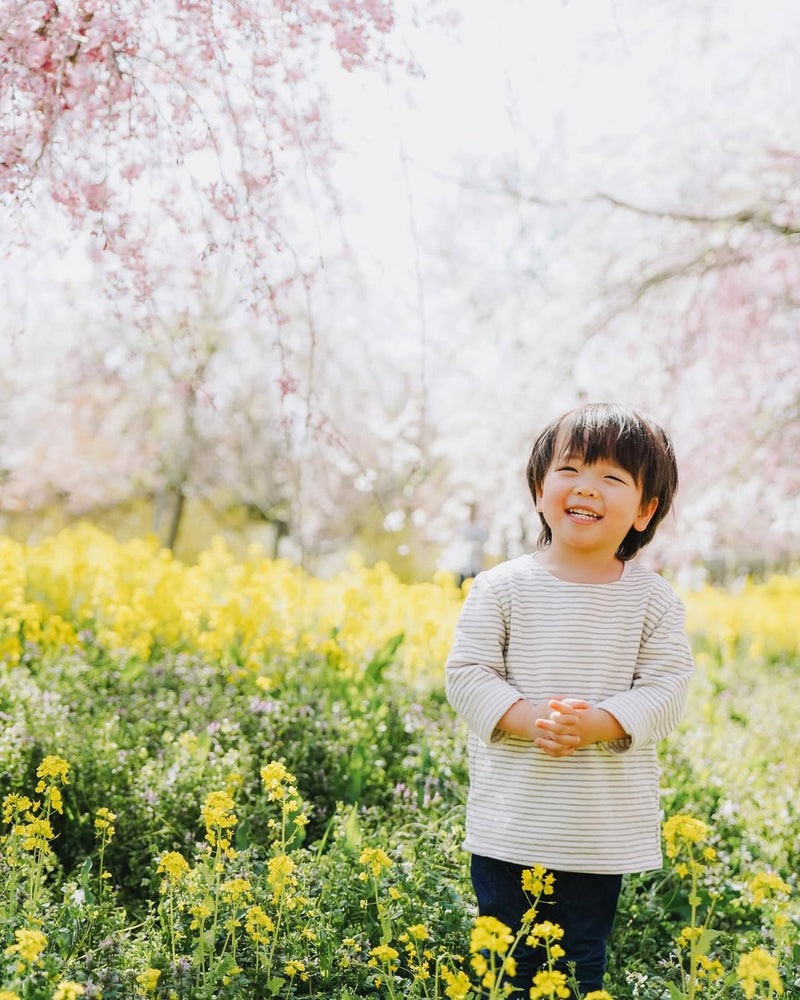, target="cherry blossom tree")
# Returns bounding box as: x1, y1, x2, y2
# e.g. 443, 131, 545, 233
0, 0, 408, 550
